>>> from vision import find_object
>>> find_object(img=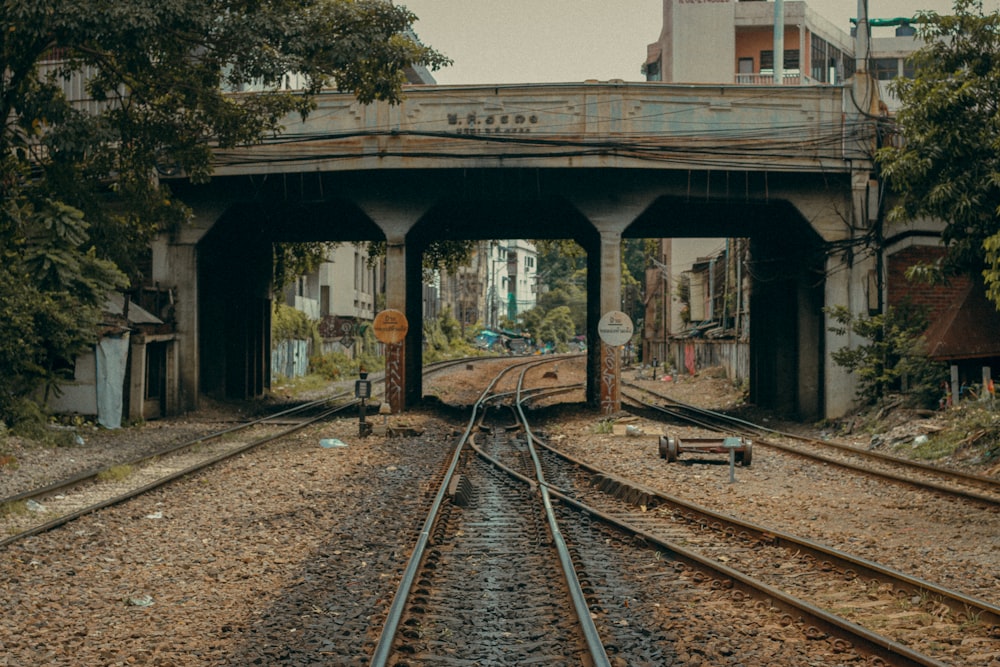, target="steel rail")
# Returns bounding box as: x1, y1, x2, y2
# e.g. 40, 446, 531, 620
623, 384, 1000, 507
628, 382, 1000, 492
0, 356, 488, 511
543, 485, 950, 667
535, 434, 1000, 628
0, 392, 356, 510
368, 356, 549, 666
0, 404, 345, 549
514, 365, 611, 667
369, 356, 611, 667
466, 436, 951, 667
